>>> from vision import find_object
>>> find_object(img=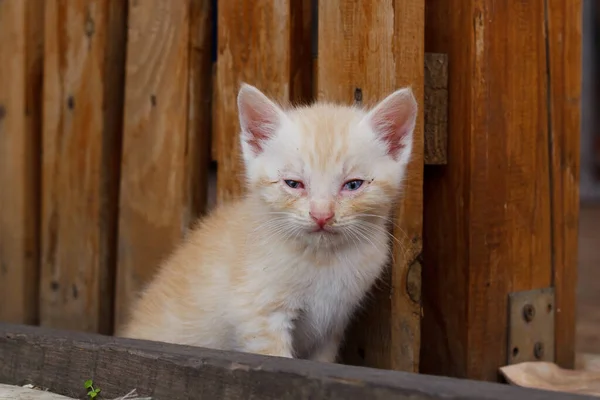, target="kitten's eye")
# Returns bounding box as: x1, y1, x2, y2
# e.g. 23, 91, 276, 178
284, 179, 304, 189
342, 179, 364, 191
